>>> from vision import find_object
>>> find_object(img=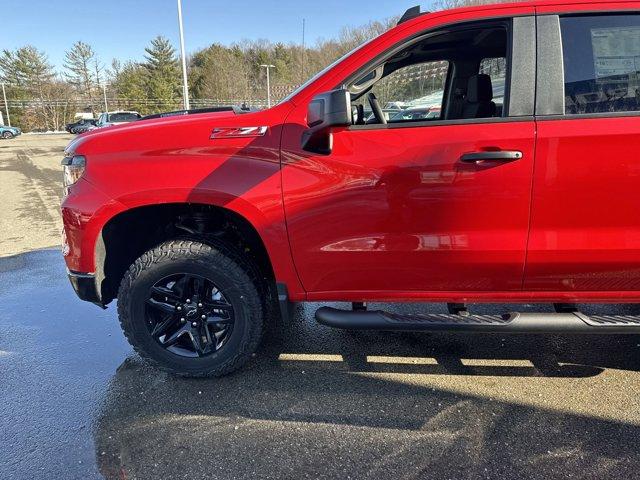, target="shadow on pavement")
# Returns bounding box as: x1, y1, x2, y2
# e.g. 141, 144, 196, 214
94, 304, 640, 480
